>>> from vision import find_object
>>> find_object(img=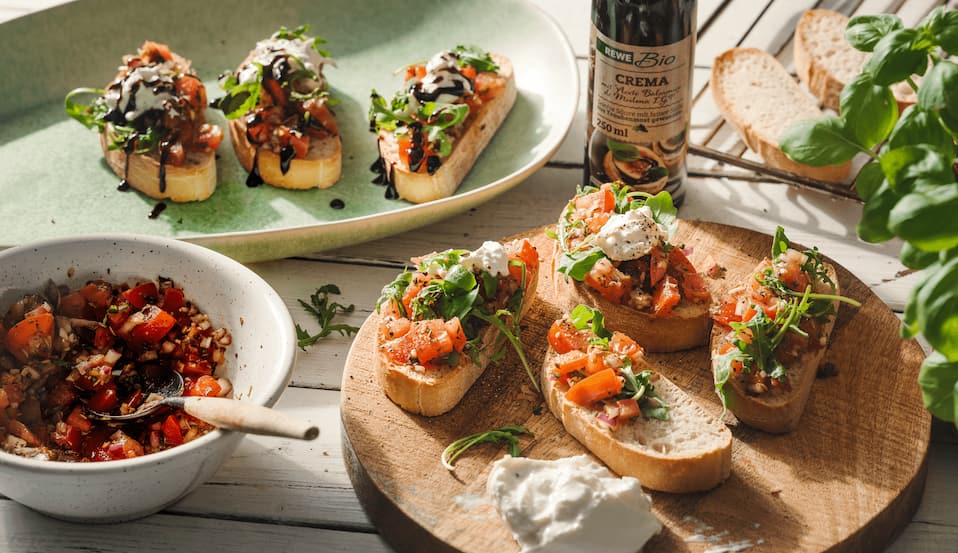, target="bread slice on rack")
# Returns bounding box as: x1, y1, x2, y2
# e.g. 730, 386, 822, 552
710, 47, 851, 182
794, 9, 917, 113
